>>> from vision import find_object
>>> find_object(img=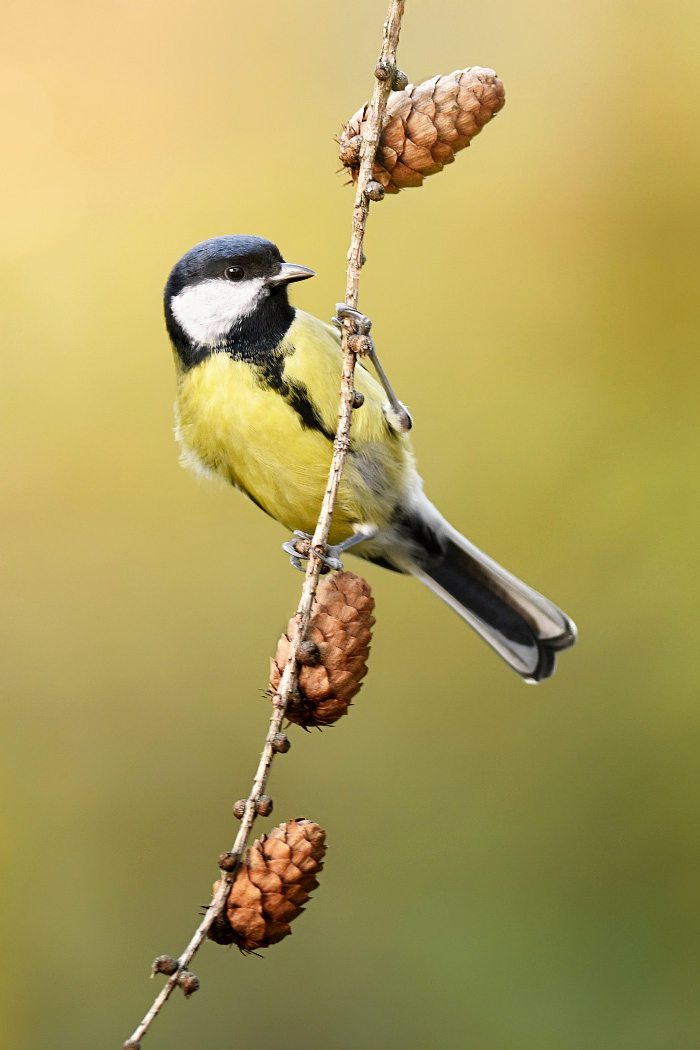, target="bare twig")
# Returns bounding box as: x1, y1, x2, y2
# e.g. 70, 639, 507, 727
123, 3, 405, 1046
